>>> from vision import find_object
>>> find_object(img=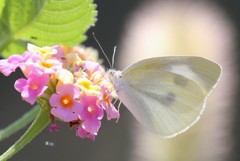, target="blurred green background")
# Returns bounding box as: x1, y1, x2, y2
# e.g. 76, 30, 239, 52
1, 0, 240, 161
